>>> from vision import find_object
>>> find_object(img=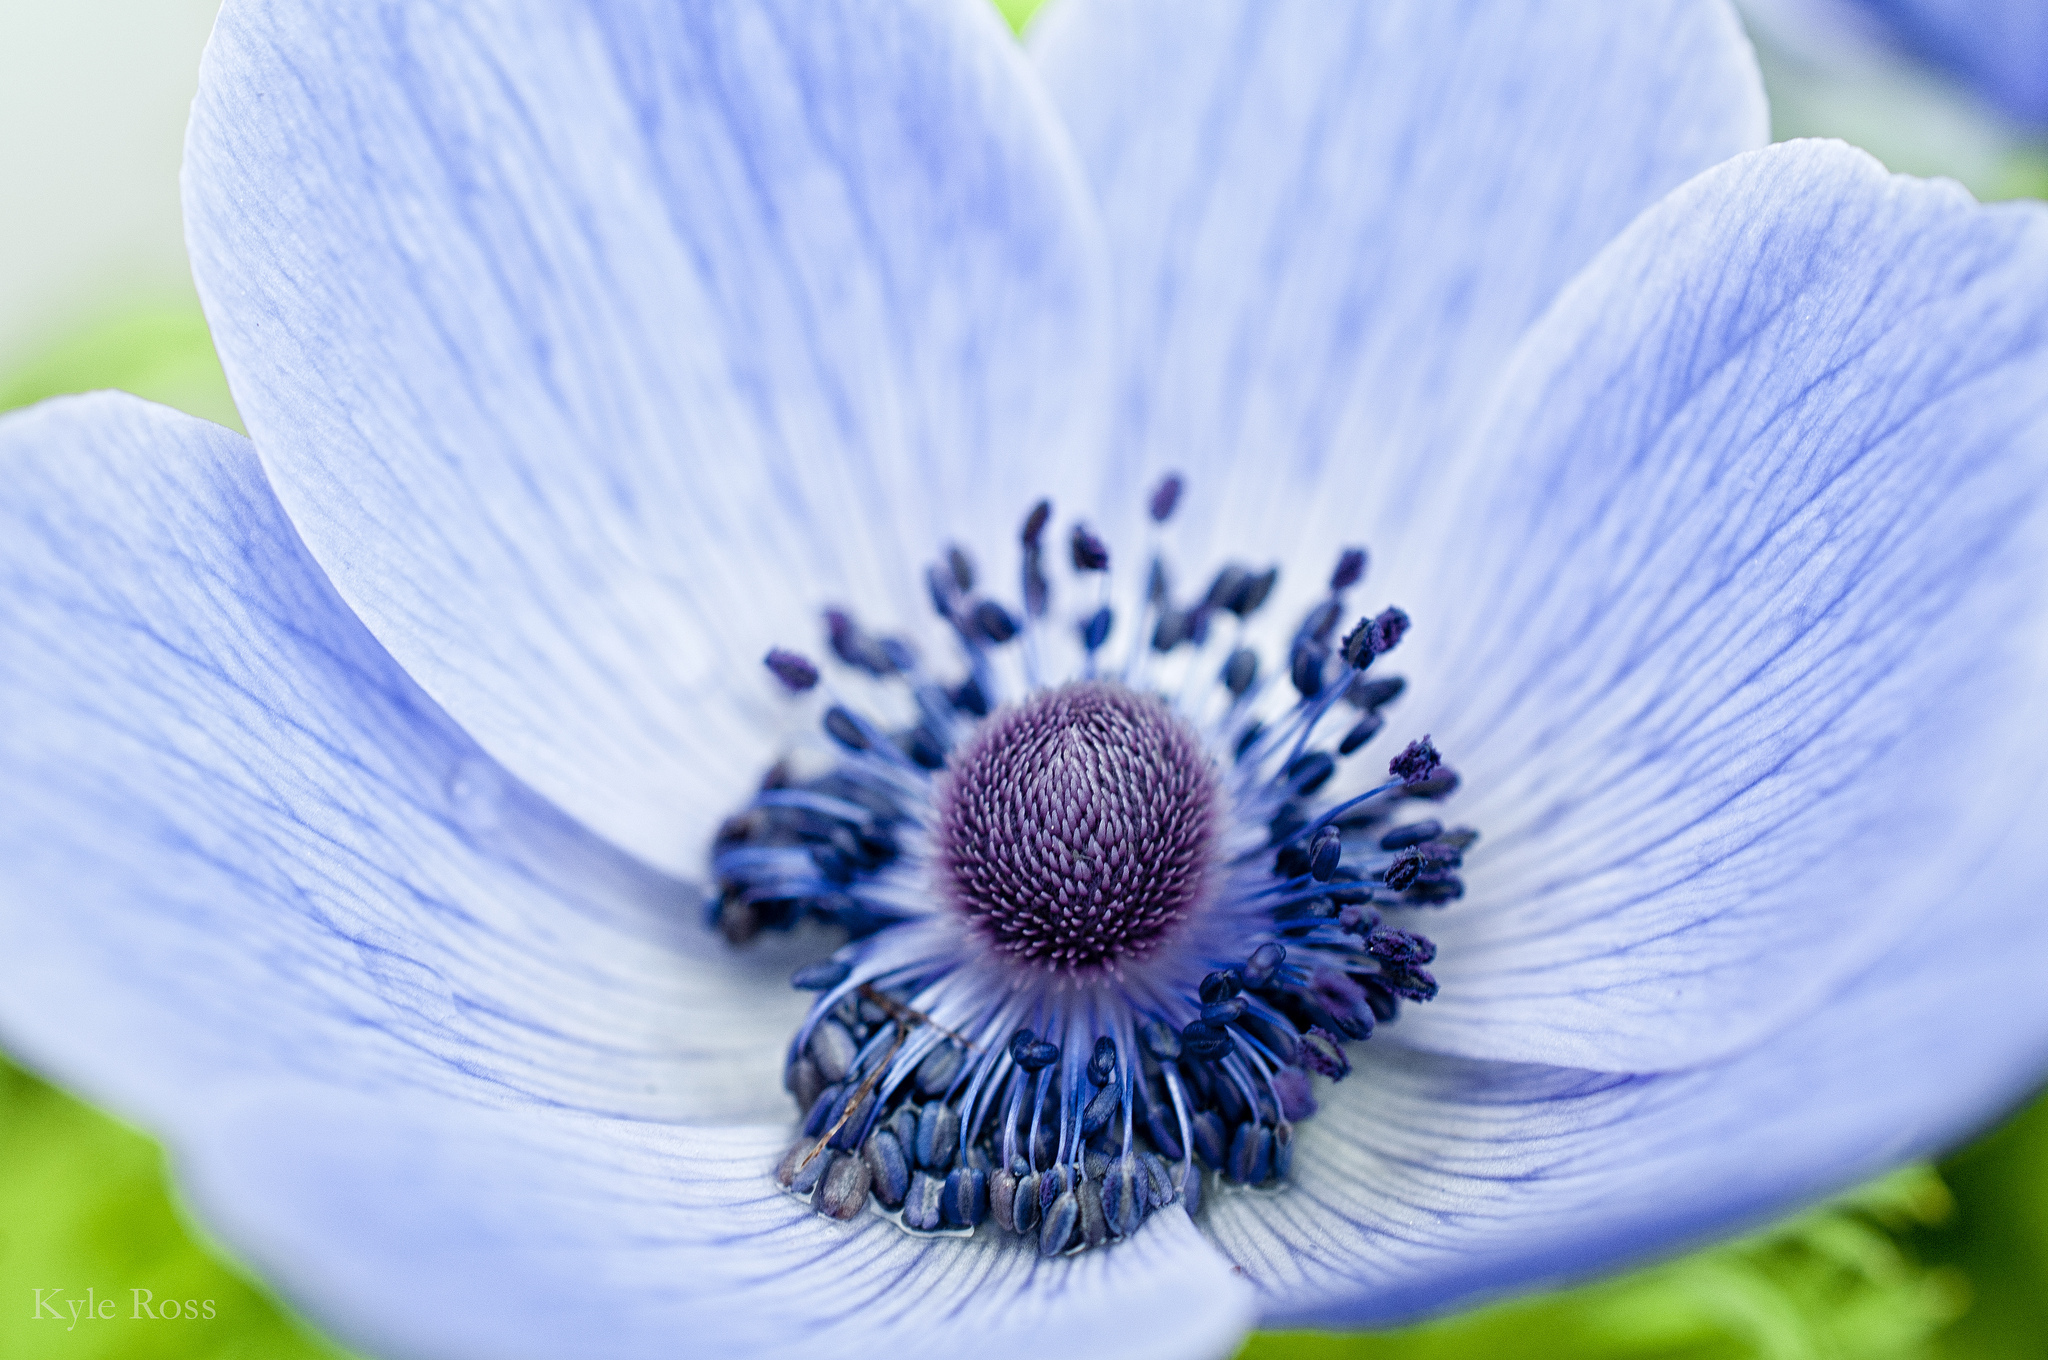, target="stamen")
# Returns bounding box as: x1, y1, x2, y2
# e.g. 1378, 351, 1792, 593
714, 477, 1474, 1251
